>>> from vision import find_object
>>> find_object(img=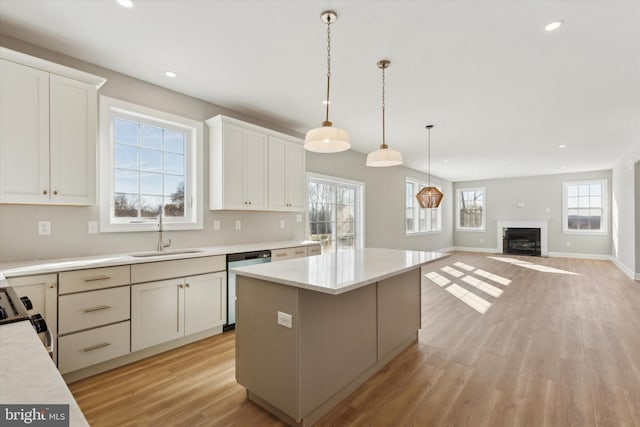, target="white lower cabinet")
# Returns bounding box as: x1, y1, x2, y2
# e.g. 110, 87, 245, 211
58, 321, 130, 374
131, 272, 226, 352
